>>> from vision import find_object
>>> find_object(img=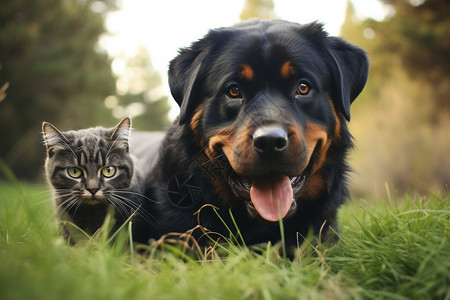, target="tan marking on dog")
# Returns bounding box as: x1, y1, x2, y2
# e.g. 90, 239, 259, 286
281, 61, 296, 79
308, 122, 333, 173
204, 125, 241, 206
303, 122, 328, 165
329, 100, 341, 139
190, 105, 204, 145
301, 174, 325, 199
240, 64, 254, 81
206, 126, 235, 160
299, 121, 333, 199
299, 100, 346, 200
